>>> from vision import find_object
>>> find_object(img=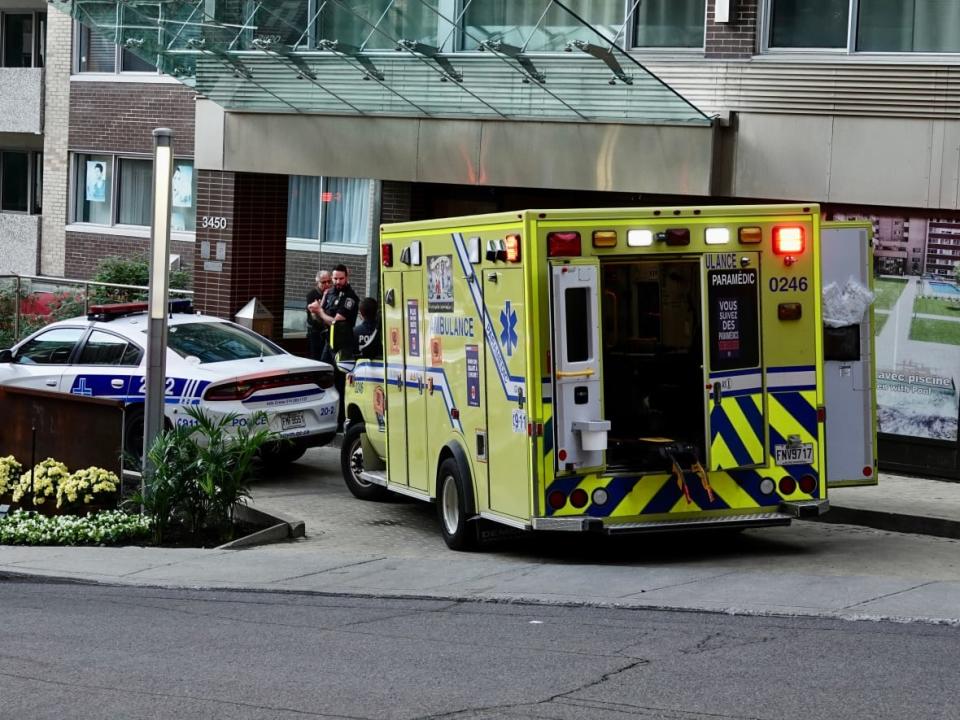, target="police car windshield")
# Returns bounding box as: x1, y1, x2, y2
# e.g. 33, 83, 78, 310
166, 322, 283, 363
